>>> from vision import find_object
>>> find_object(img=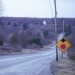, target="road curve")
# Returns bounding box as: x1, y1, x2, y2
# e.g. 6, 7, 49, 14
0, 33, 63, 75
0, 48, 56, 75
